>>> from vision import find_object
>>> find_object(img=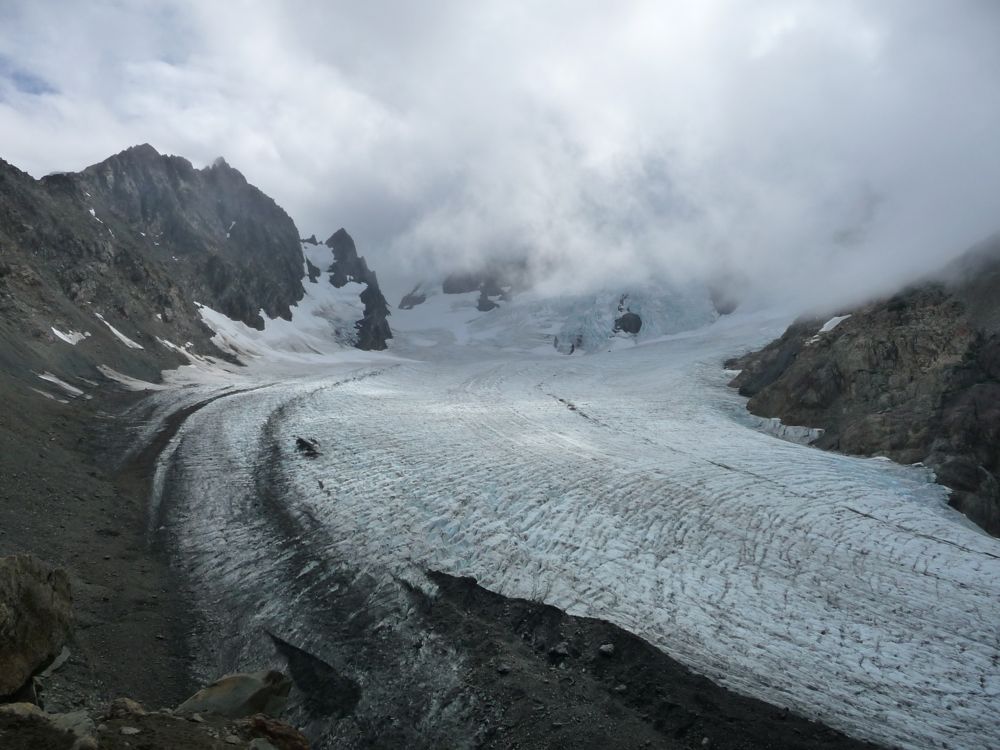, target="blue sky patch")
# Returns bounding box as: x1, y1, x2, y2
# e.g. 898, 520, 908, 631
0, 55, 56, 95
